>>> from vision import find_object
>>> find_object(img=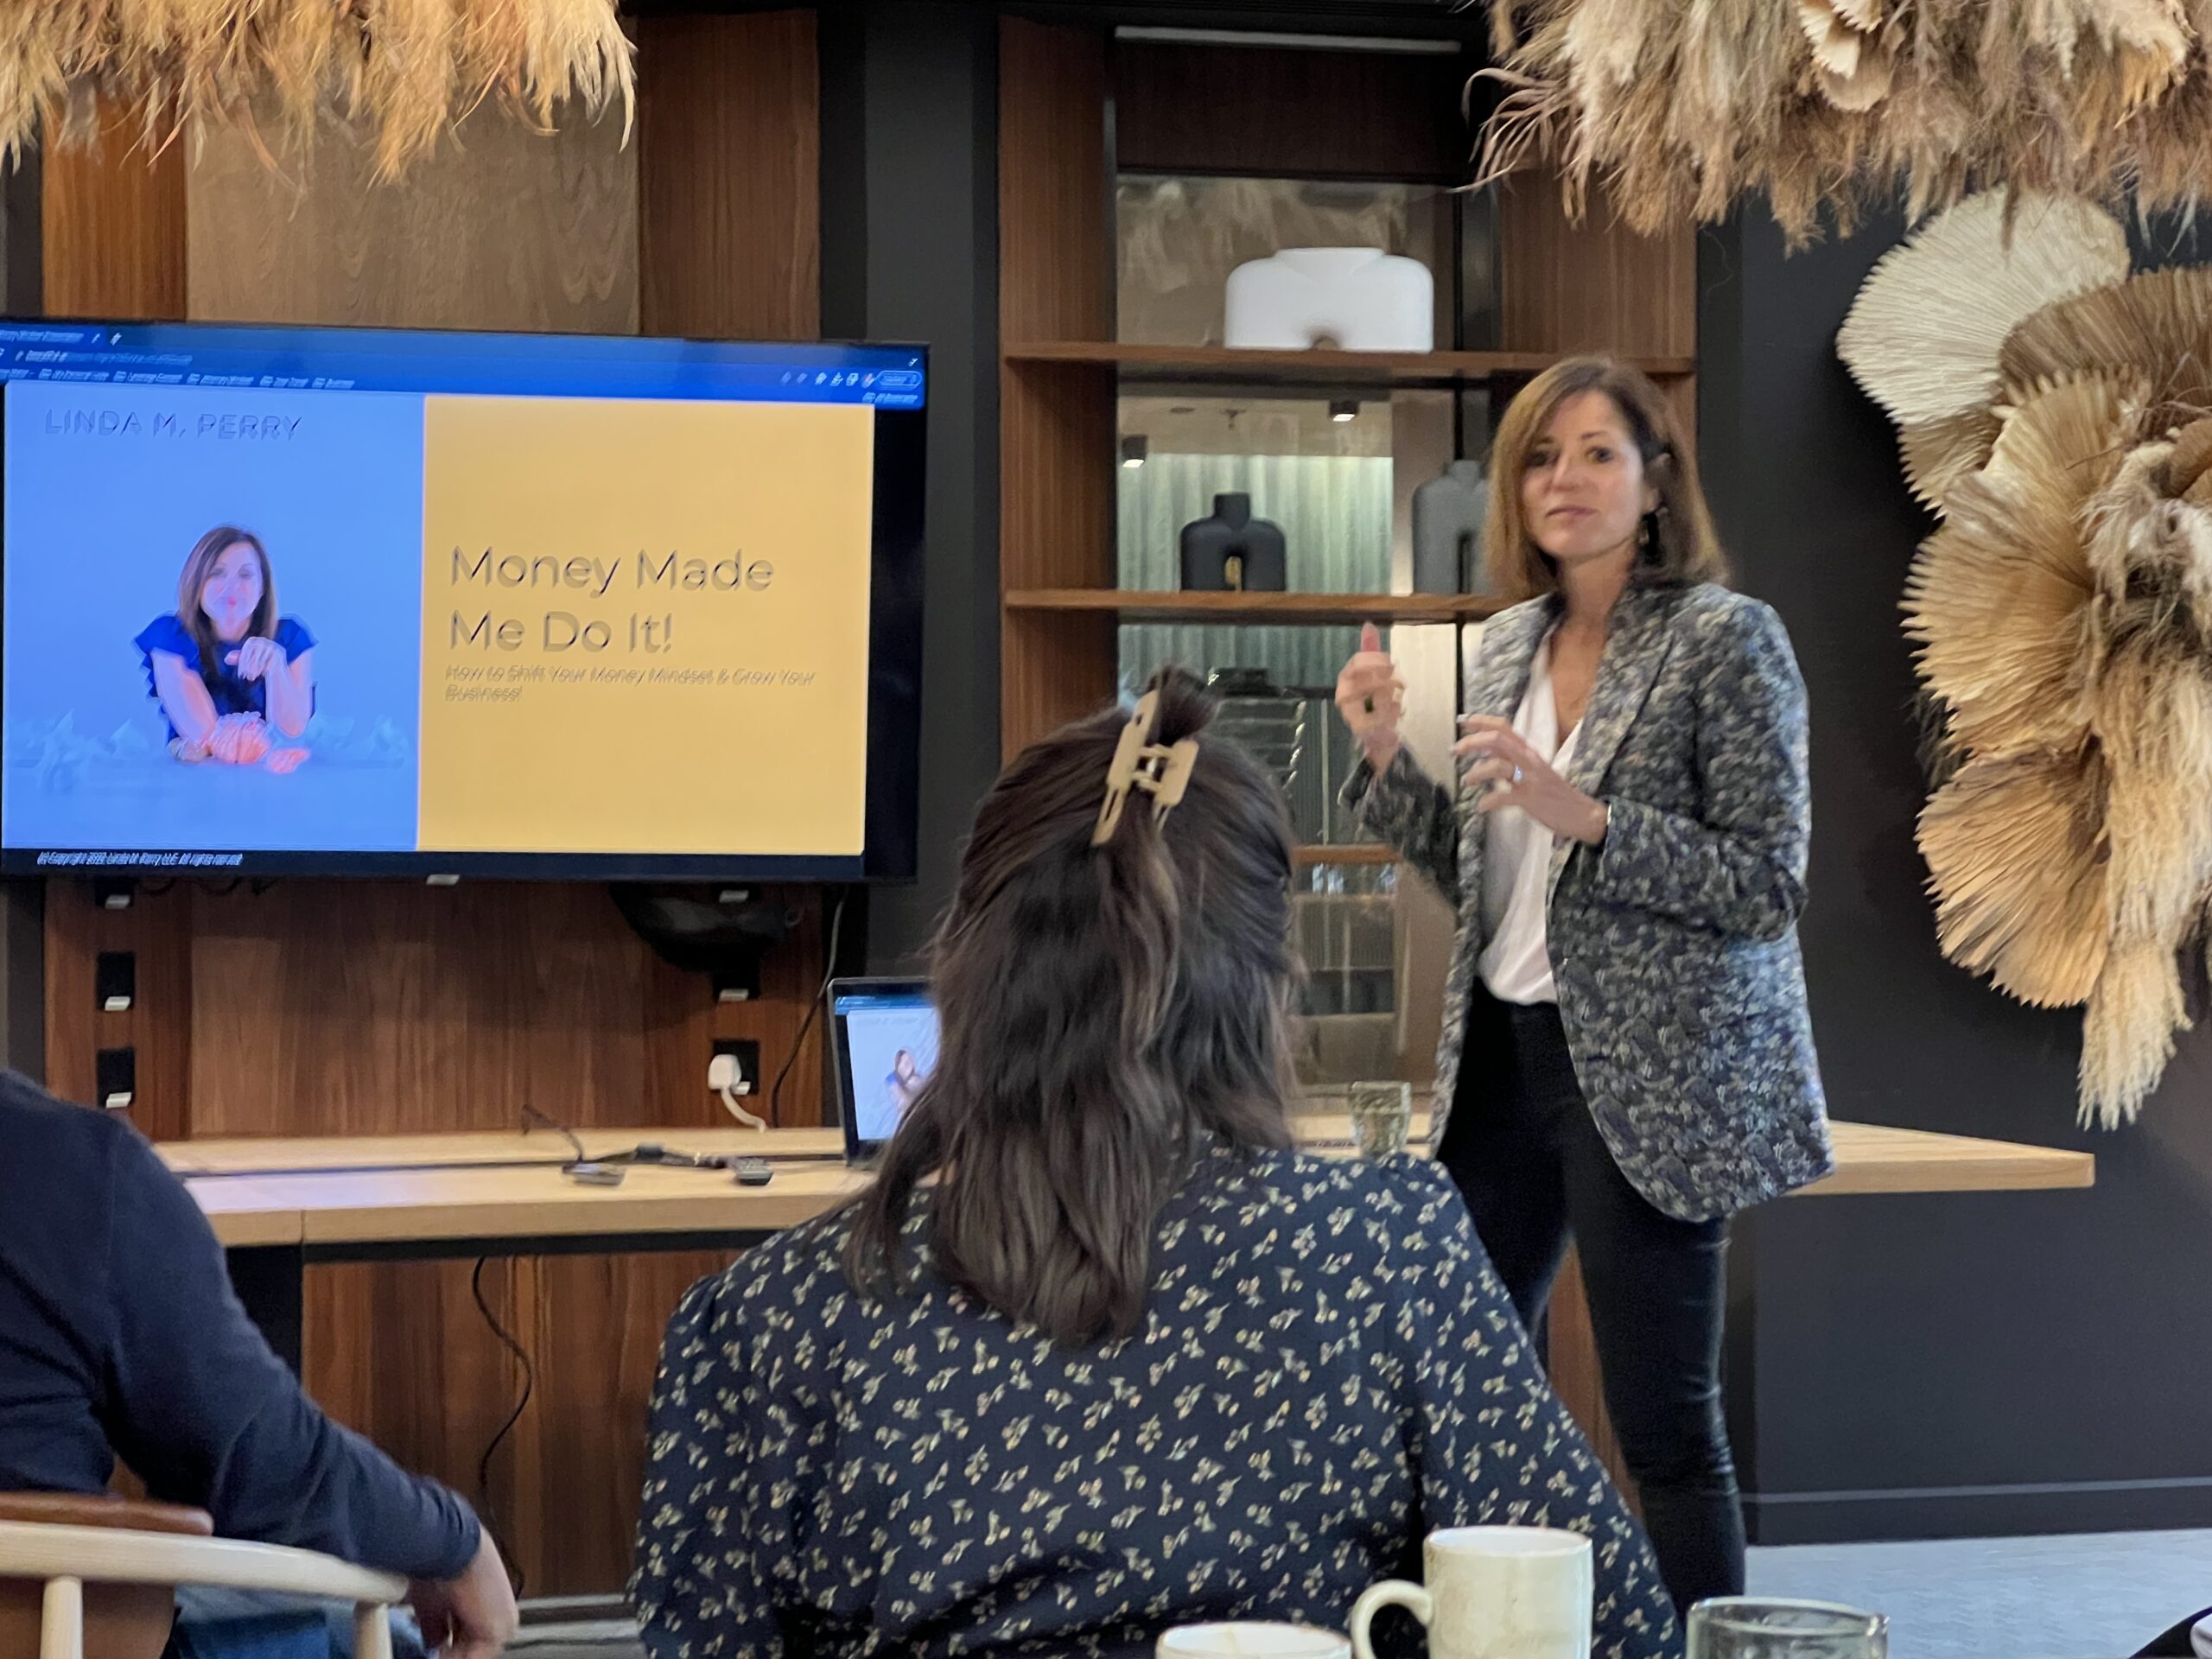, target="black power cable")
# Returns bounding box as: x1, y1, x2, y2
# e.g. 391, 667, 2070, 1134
768, 889, 849, 1122
470, 1255, 536, 1599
